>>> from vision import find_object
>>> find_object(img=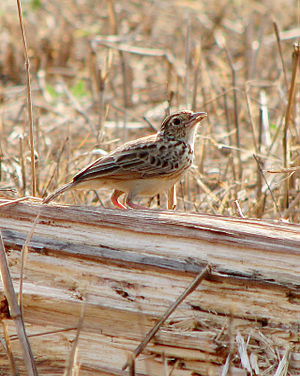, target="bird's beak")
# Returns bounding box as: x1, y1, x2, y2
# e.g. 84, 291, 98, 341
186, 112, 207, 127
